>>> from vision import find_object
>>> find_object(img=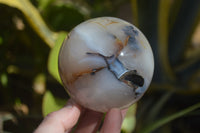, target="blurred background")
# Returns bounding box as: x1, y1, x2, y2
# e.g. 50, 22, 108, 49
0, 0, 200, 133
